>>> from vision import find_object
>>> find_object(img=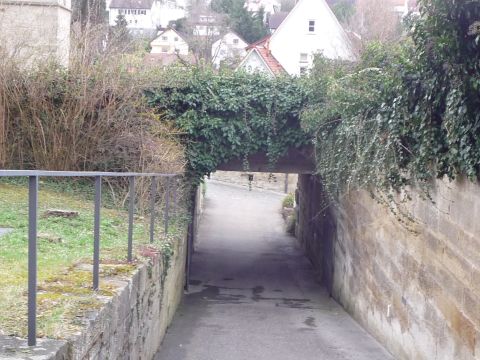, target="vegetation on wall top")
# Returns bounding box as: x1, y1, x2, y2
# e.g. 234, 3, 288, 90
302, 0, 480, 199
